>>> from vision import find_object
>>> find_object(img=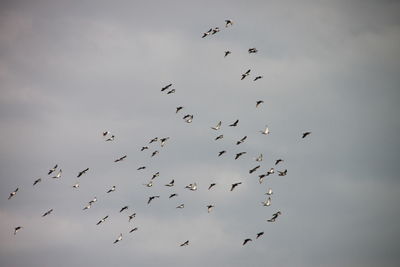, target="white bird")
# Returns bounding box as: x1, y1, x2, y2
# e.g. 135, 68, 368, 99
267, 168, 275, 176
144, 181, 153, 187
260, 126, 270, 135
114, 233, 122, 244
52, 169, 62, 179
176, 204, 185, 209
265, 188, 273, 195
83, 203, 92, 210
89, 197, 97, 205
185, 183, 197, 191
106, 135, 115, 141
211, 121, 222, 130
261, 197, 272, 207
72, 182, 80, 189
